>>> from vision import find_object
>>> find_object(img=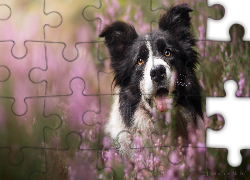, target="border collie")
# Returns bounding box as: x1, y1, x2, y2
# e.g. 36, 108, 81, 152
99, 4, 204, 154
